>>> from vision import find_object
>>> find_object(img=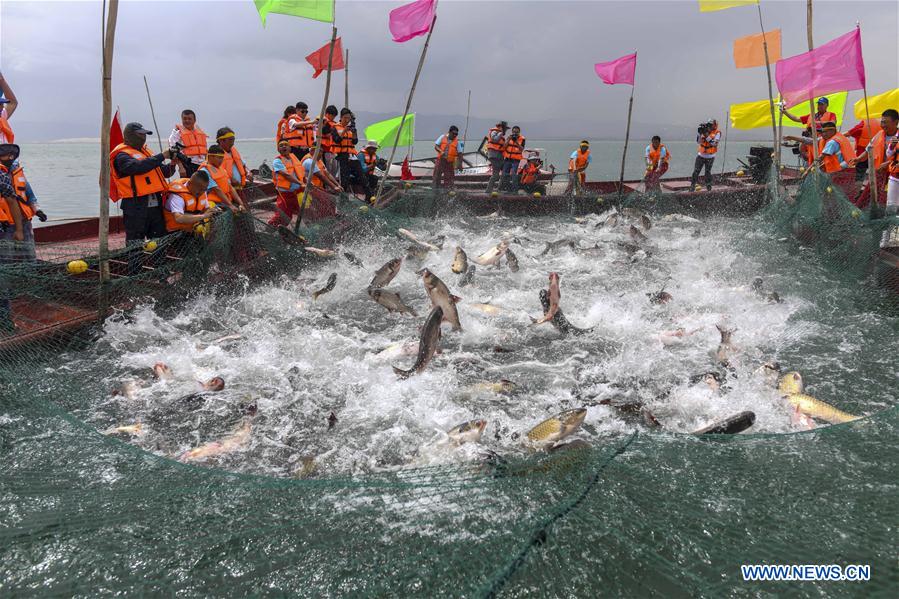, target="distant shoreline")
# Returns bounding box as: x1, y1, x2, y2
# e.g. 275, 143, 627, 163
33, 137, 775, 145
